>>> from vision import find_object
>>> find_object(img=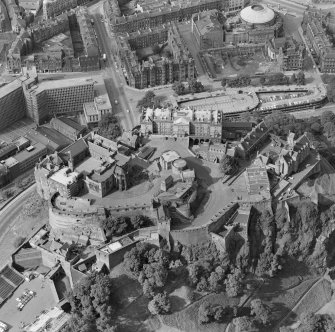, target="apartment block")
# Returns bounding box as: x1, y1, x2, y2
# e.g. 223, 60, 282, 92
42, 0, 77, 19
140, 107, 222, 140
0, 77, 30, 131
75, 7, 100, 71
